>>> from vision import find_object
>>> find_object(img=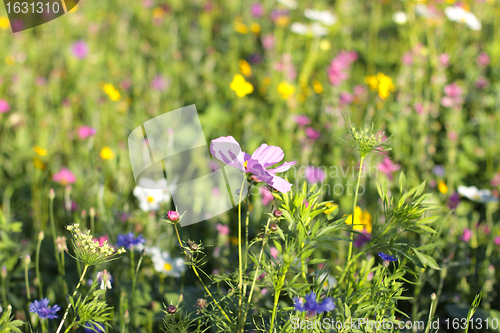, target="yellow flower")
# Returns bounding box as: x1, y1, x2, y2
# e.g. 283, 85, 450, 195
152, 7, 165, 18
0, 17, 9, 30
438, 180, 448, 194
320, 40, 331, 51
376, 73, 395, 99
100, 147, 115, 160
233, 18, 248, 34
103, 84, 121, 101
275, 16, 290, 27
323, 203, 338, 215
312, 80, 323, 94
238, 60, 252, 77
33, 158, 46, 170
229, 236, 239, 245
230, 74, 254, 98
345, 206, 372, 233
364, 75, 378, 90
263, 77, 271, 86
5, 55, 15, 66
33, 146, 47, 156
250, 22, 261, 34
277, 82, 295, 100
